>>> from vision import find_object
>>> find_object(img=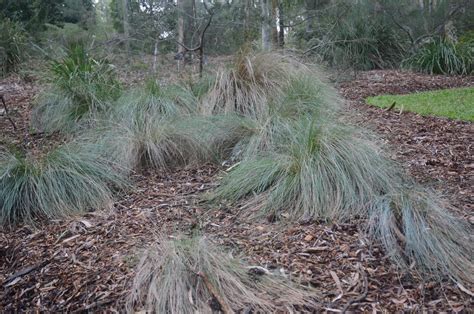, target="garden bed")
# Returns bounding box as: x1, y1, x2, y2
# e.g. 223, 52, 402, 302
1, 69, 473, 312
